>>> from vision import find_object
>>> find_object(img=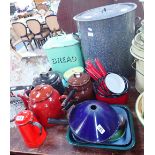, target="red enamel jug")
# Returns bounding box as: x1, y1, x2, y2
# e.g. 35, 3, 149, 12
15, 110, 46, 148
